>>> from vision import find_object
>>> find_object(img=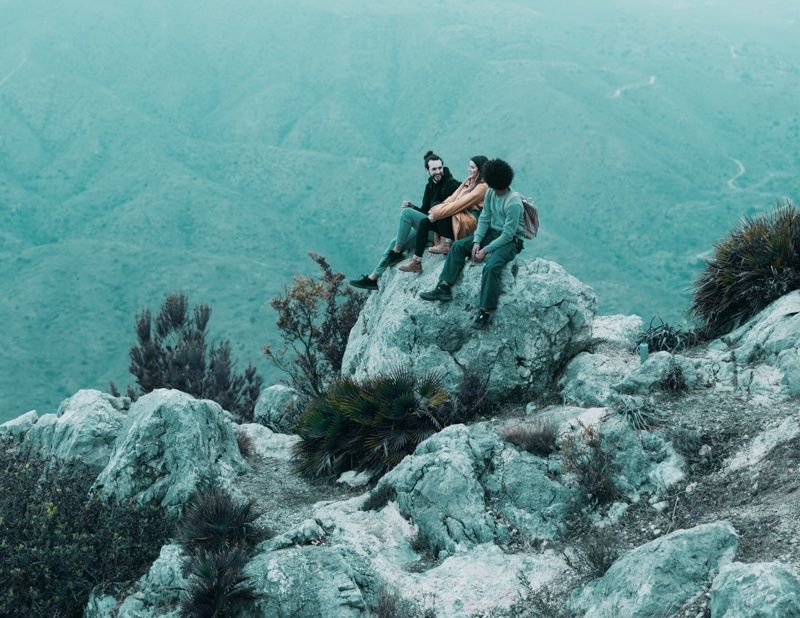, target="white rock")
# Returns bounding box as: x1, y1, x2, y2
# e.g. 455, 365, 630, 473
727, 416, 800, 472
0, 410, 38, 440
